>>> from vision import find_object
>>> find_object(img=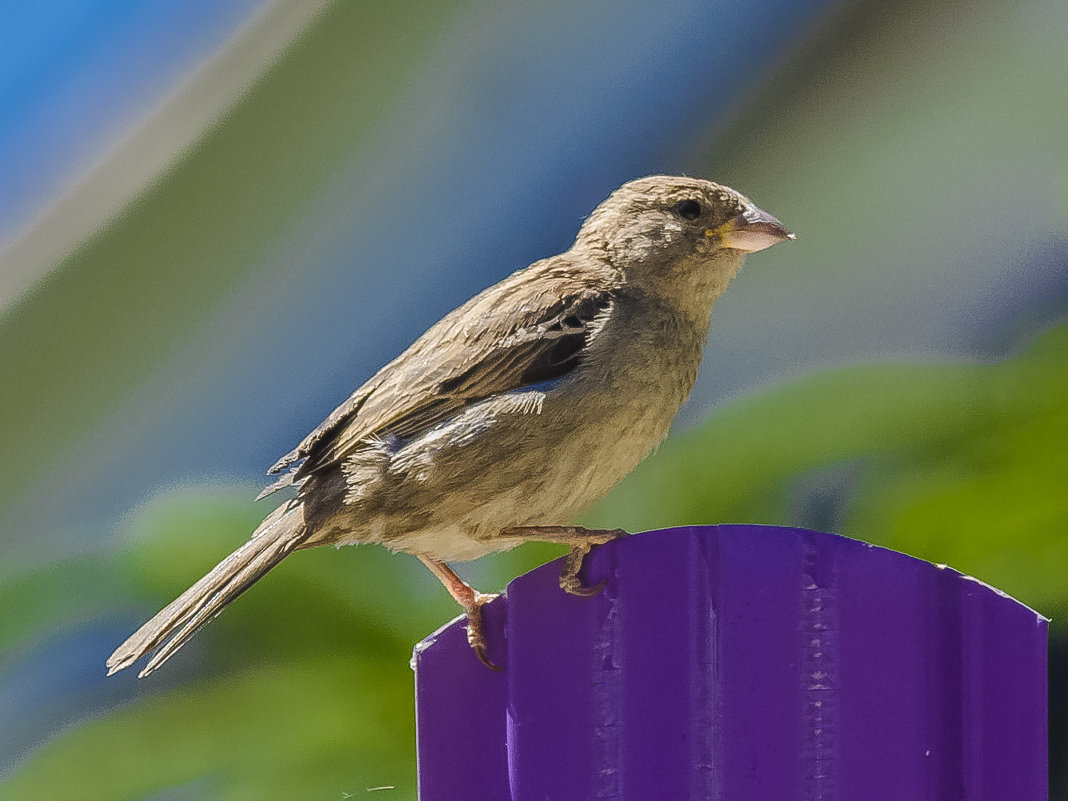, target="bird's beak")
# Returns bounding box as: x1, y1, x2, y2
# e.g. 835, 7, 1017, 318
708, 206, 795, 252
